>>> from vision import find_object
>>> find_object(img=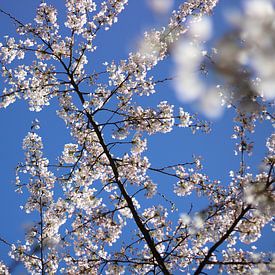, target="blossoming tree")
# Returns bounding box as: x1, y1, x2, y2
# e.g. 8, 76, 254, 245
0, 0, 274, 274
